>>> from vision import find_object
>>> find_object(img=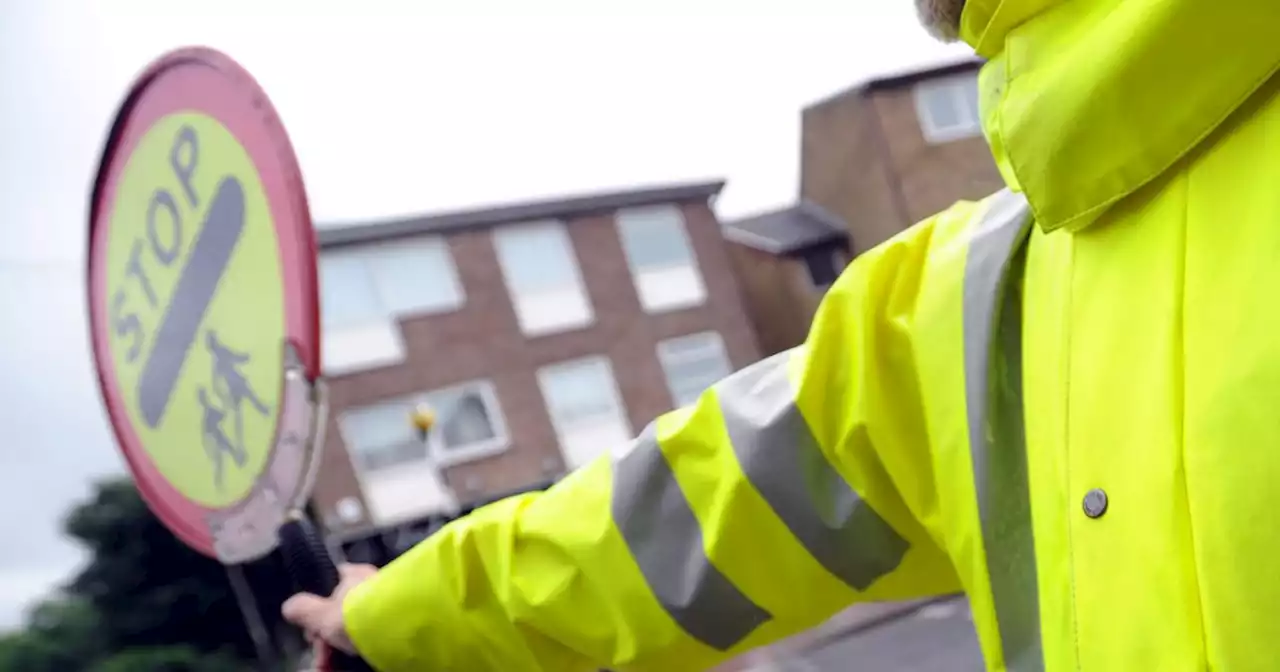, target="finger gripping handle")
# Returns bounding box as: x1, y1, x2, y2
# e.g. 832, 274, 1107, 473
279, 517, 341, 596
278, 517, 376, 672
